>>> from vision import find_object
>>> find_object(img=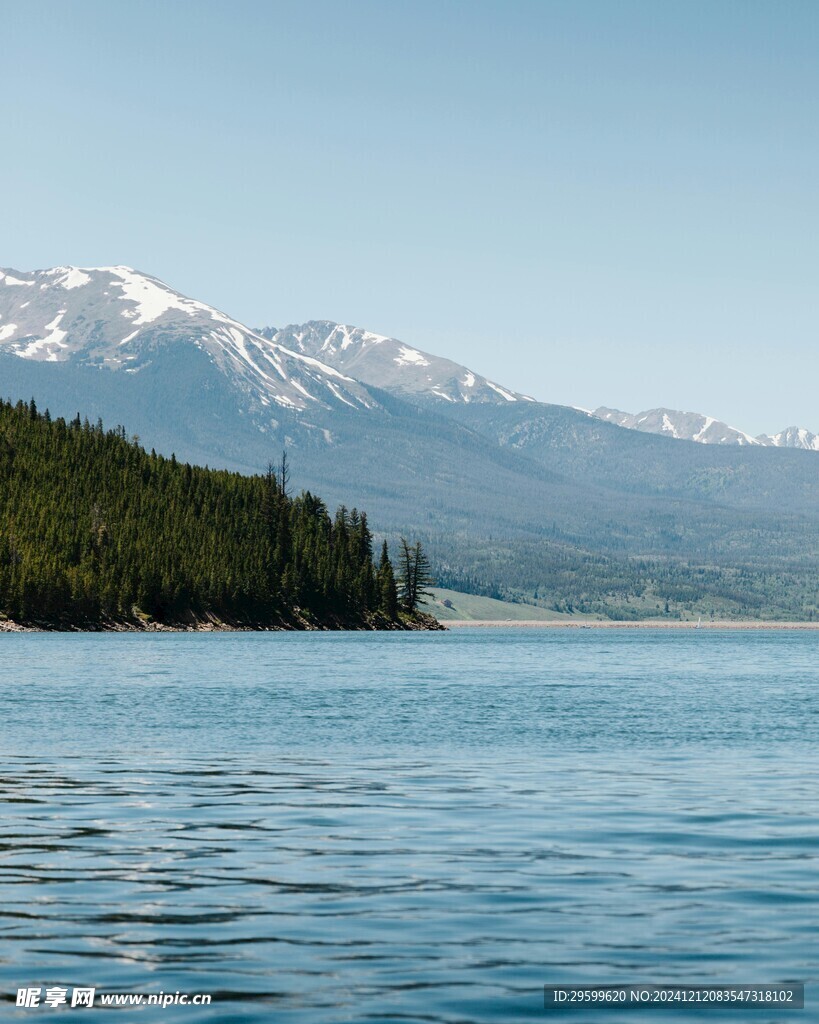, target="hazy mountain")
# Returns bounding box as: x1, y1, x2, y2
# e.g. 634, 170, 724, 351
594, 406, 763, 446
257, 321, 533, 406
762, 426, 819, 451
2, 266, 818, 618
593, 405, 819, 451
